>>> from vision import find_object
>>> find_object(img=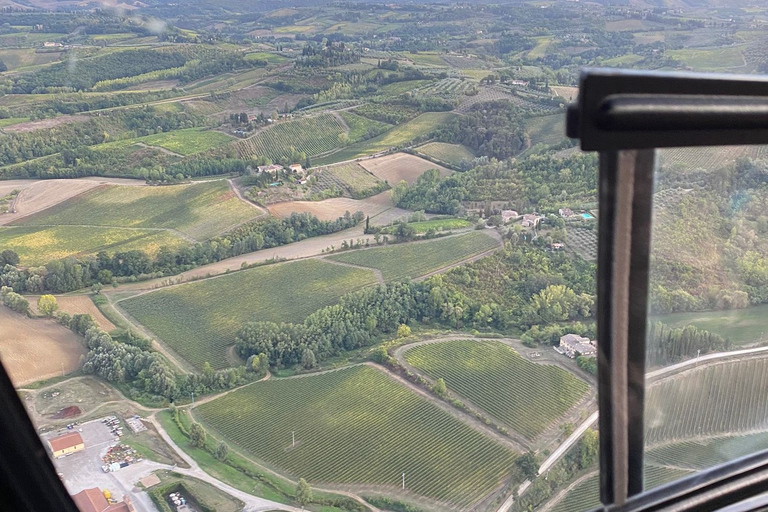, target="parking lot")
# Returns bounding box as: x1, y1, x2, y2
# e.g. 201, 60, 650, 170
43, 417, 160, 512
